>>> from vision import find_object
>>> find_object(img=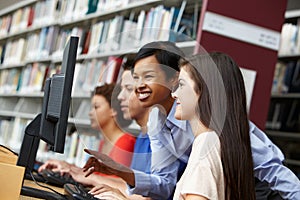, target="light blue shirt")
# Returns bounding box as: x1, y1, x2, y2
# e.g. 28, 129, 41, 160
250, 121, 300, 199
128, 101, 300, 199
128, 102, 194, 199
